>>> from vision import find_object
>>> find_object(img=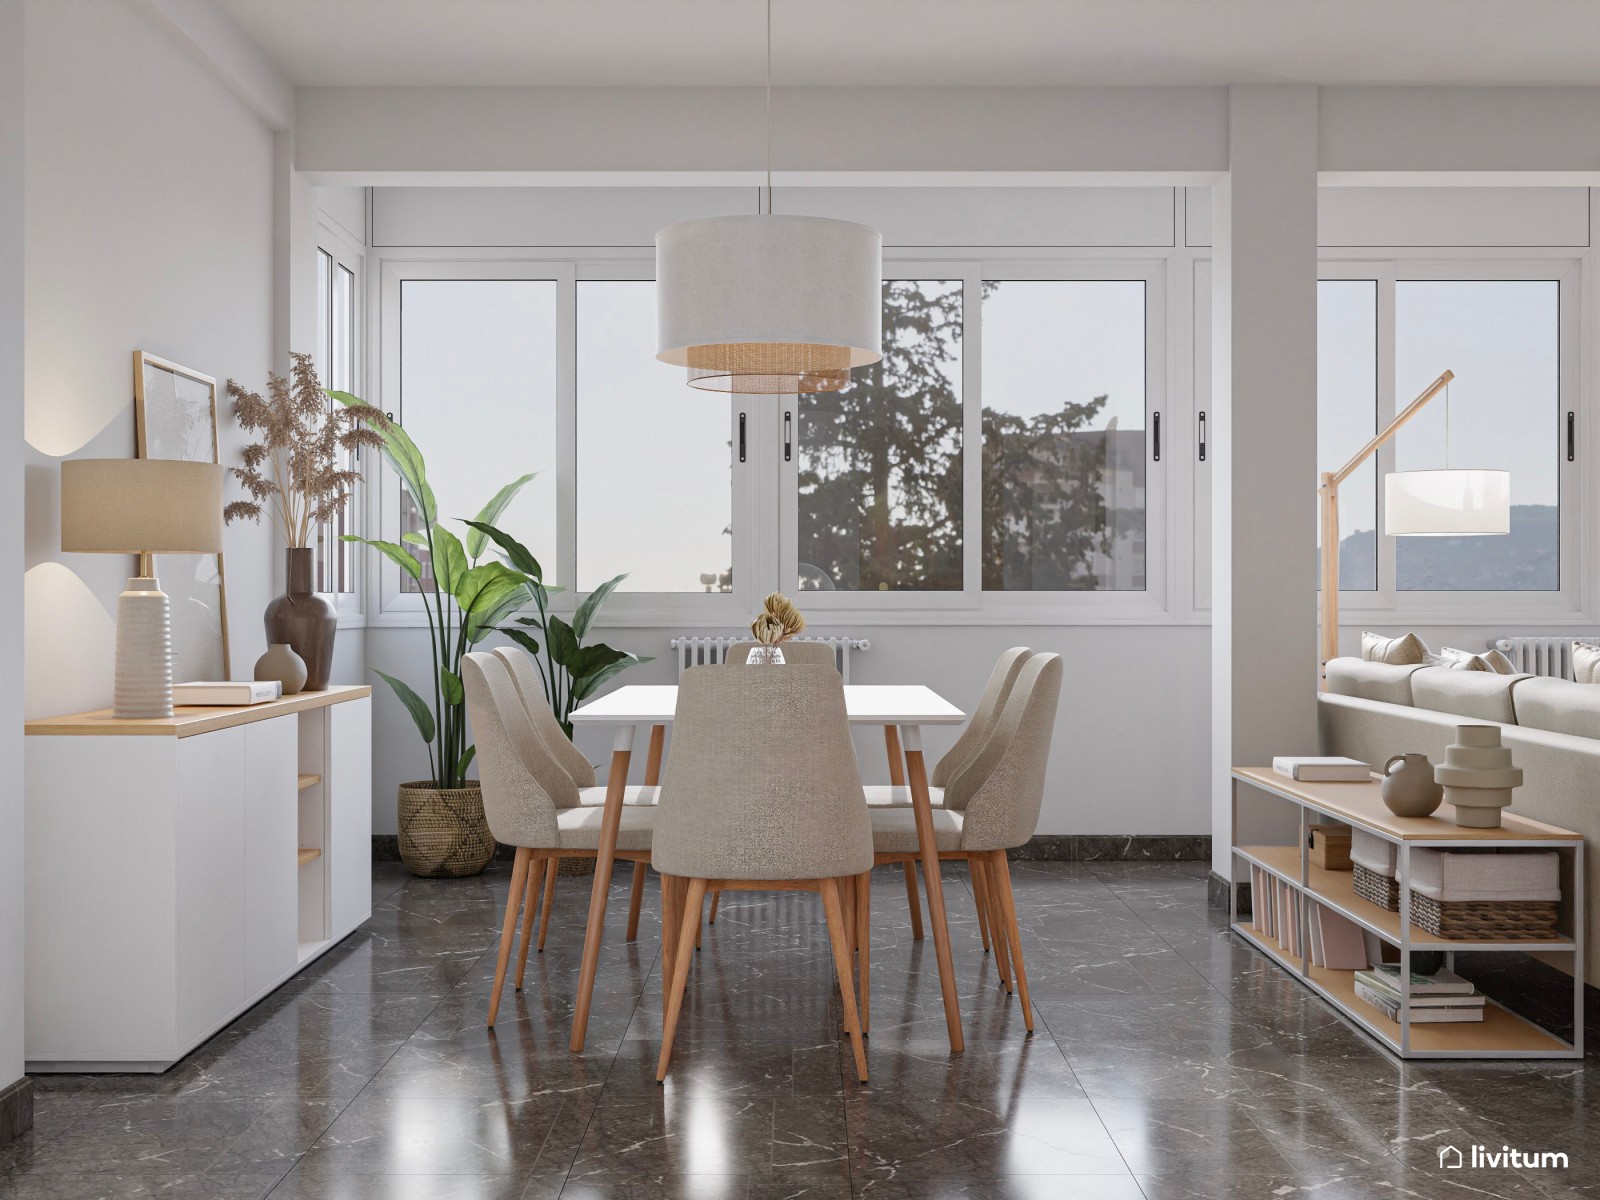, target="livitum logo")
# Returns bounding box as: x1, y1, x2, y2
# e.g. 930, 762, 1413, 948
1438, 1144, 1570, 1170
